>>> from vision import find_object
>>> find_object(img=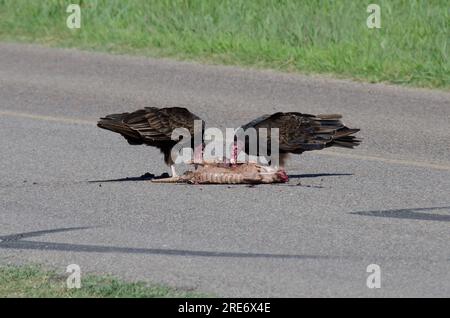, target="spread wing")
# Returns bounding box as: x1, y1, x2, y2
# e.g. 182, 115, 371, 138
98, 107, 203, 143
97, 107, 204, 164
241, 112, 360, 154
